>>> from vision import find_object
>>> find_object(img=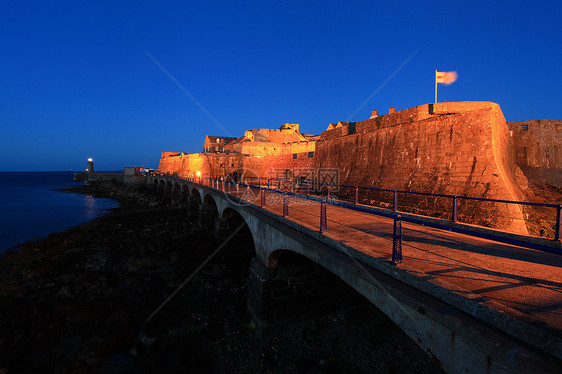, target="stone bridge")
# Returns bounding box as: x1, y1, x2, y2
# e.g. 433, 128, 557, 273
147, 175, 562, 374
